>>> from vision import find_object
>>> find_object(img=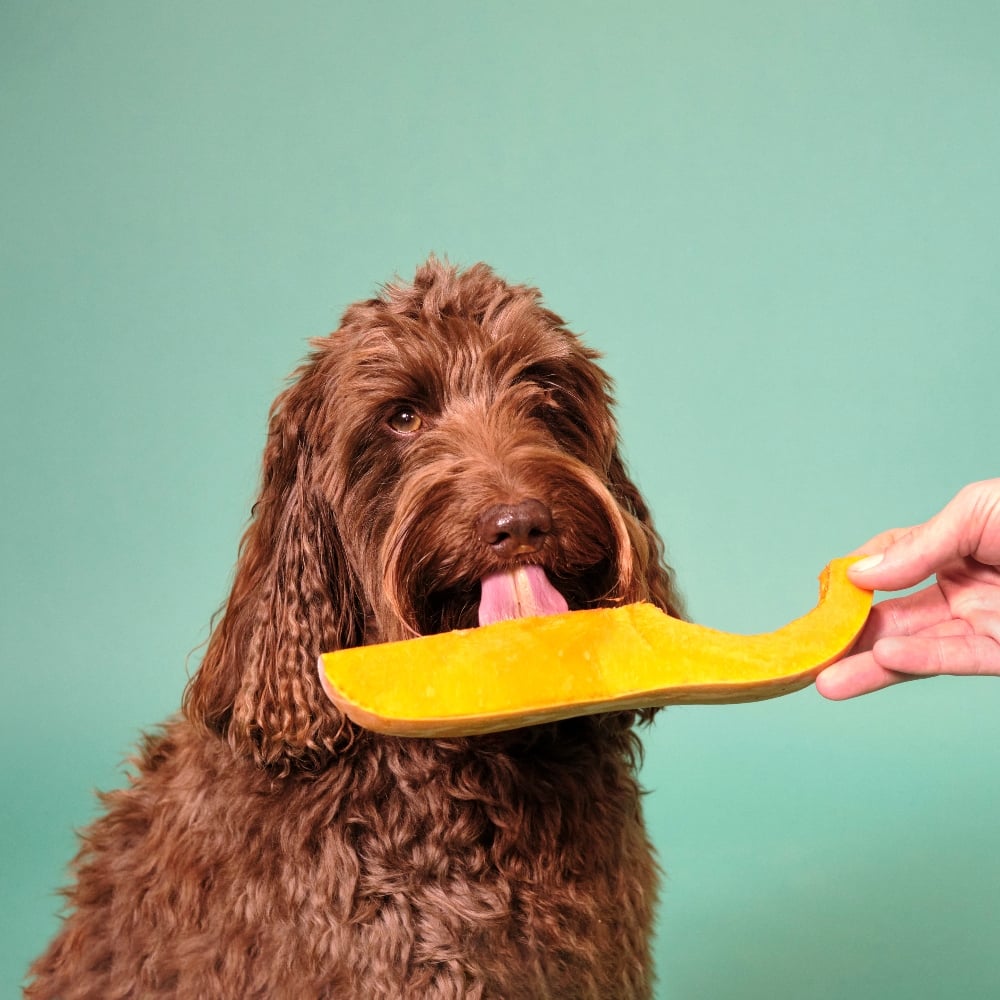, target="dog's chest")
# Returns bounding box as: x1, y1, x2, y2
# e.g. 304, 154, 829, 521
285, 735, 658, 996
